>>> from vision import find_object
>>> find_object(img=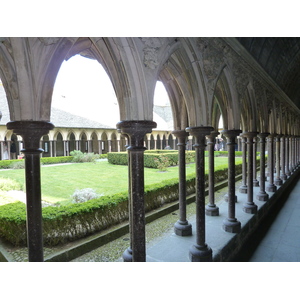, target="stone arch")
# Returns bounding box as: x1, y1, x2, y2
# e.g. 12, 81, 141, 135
101, 132, 108, 154
213, 67, 241, 130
